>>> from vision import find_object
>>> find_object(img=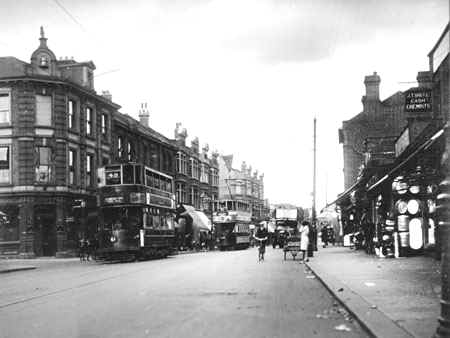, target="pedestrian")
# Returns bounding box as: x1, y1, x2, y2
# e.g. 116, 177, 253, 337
299, 221, 310, 262
321, 225, 328, 248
